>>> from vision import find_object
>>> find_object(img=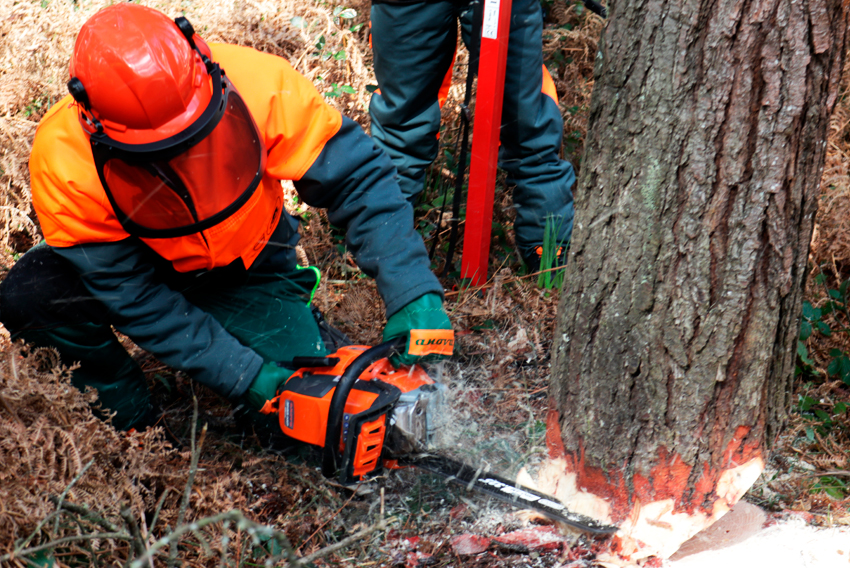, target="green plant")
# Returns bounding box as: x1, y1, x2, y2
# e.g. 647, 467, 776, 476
536, 215, 567, 290
23, 95, 52, 118
811, 475, 848, 500
562, 129, 584, 159
797, 274, 850, 389
325, 83, 356, 98
332, 5, 357, 22
794, 271, 850, 499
